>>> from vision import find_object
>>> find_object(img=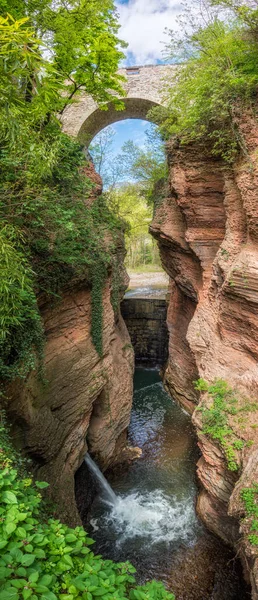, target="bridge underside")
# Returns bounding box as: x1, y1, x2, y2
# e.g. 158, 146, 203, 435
77, 98, 159, 145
